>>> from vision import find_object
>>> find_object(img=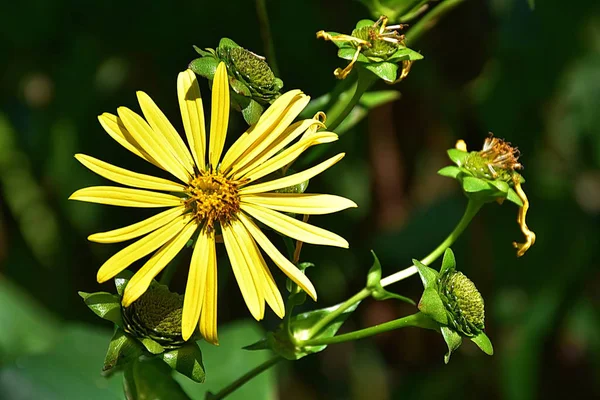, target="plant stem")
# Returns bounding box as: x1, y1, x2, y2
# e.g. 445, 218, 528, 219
380, 198, 482, 287
209, 356, 282, 400
303, 312, 437, 346
405, 0, 467, 44
305, 198, 482, 340
326, 69, 378, 132
256, 0, 279, 77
